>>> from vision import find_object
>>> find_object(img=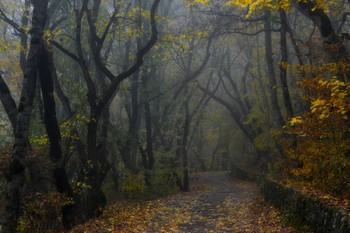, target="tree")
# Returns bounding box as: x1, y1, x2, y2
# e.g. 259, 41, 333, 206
51, 0, 162, 219
0, 0, 163, 230
1, 0, 349, 231
3, 1, 54, 231
284, 75, 350, 196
